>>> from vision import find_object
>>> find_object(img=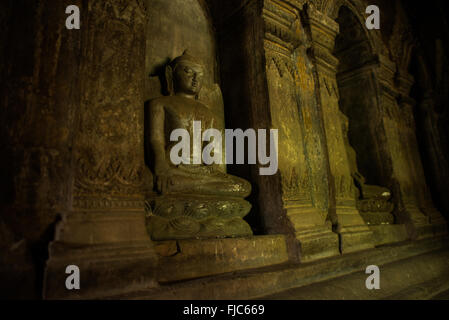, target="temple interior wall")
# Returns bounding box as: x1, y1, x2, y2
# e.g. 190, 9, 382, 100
1, 0, 448, 299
